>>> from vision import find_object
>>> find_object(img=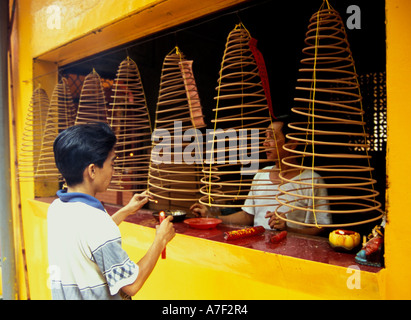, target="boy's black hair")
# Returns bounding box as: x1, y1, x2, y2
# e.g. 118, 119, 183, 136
53, 122, 117, 186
